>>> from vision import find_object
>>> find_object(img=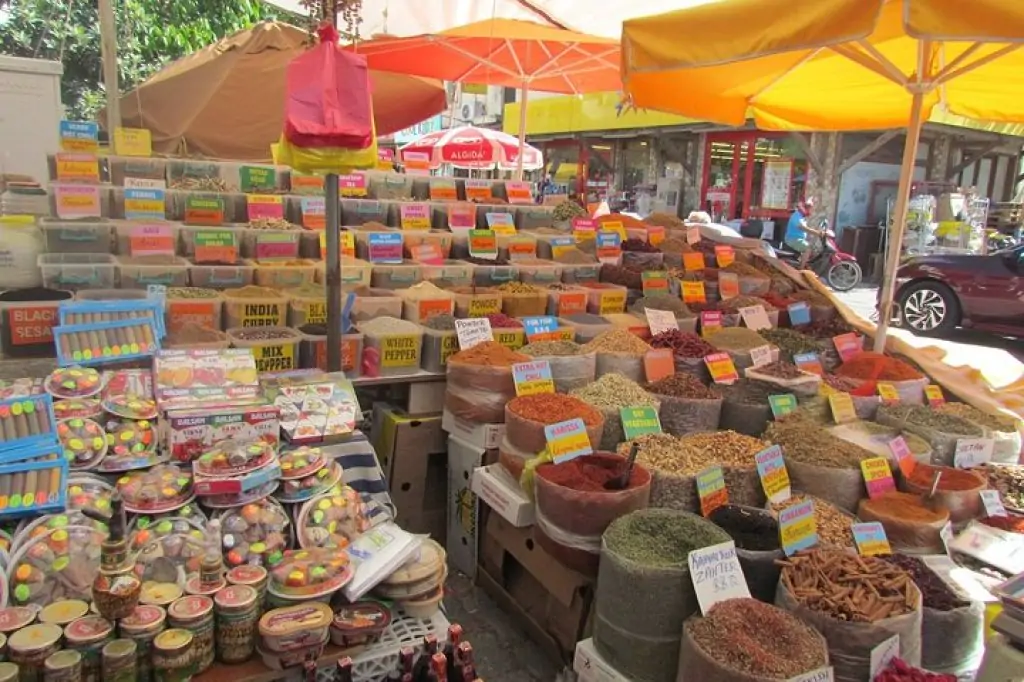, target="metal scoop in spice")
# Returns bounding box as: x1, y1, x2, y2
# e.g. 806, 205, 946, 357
606, 442, 639, 491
